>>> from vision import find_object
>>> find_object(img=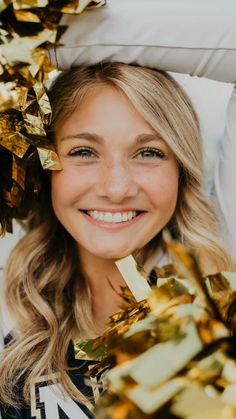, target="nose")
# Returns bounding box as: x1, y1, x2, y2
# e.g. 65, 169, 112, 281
95, 160, 138, 203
